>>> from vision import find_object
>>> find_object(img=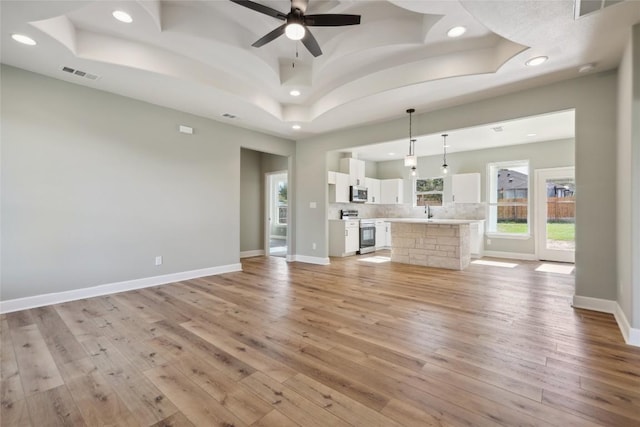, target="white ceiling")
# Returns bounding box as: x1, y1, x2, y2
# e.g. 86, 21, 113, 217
1, 1, 639, 140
